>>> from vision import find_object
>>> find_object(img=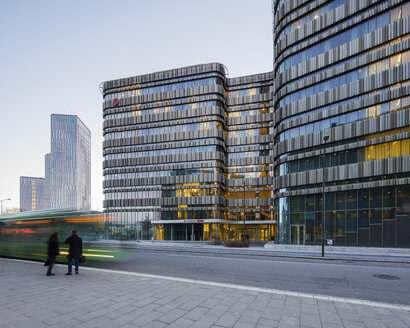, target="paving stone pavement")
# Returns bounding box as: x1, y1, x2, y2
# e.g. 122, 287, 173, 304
0, 258, 410, 328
